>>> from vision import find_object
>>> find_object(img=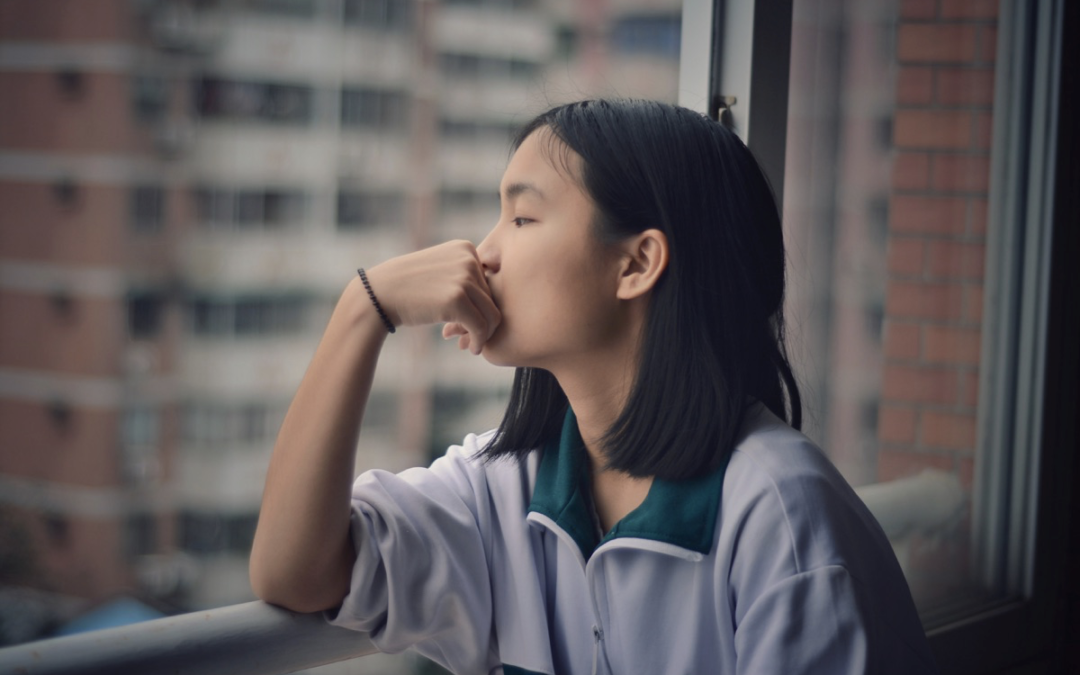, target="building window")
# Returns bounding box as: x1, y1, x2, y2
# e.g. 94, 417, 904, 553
195, 77, 313, 125
242, 0, 316, 18
131, 185, 166, 232
121, 407, 161, 484
340, 88, 410, 129
343, 0, 412, 31
131, 74, 170, 121
183, 401, 283, 447
125, 513, 158, 558
438, 53, 540, 80
179, 511, 259, 555
336, 190, 405, 229
189, 296, 308, 337
194, 186, 307, 230
128, 293, 165, 339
